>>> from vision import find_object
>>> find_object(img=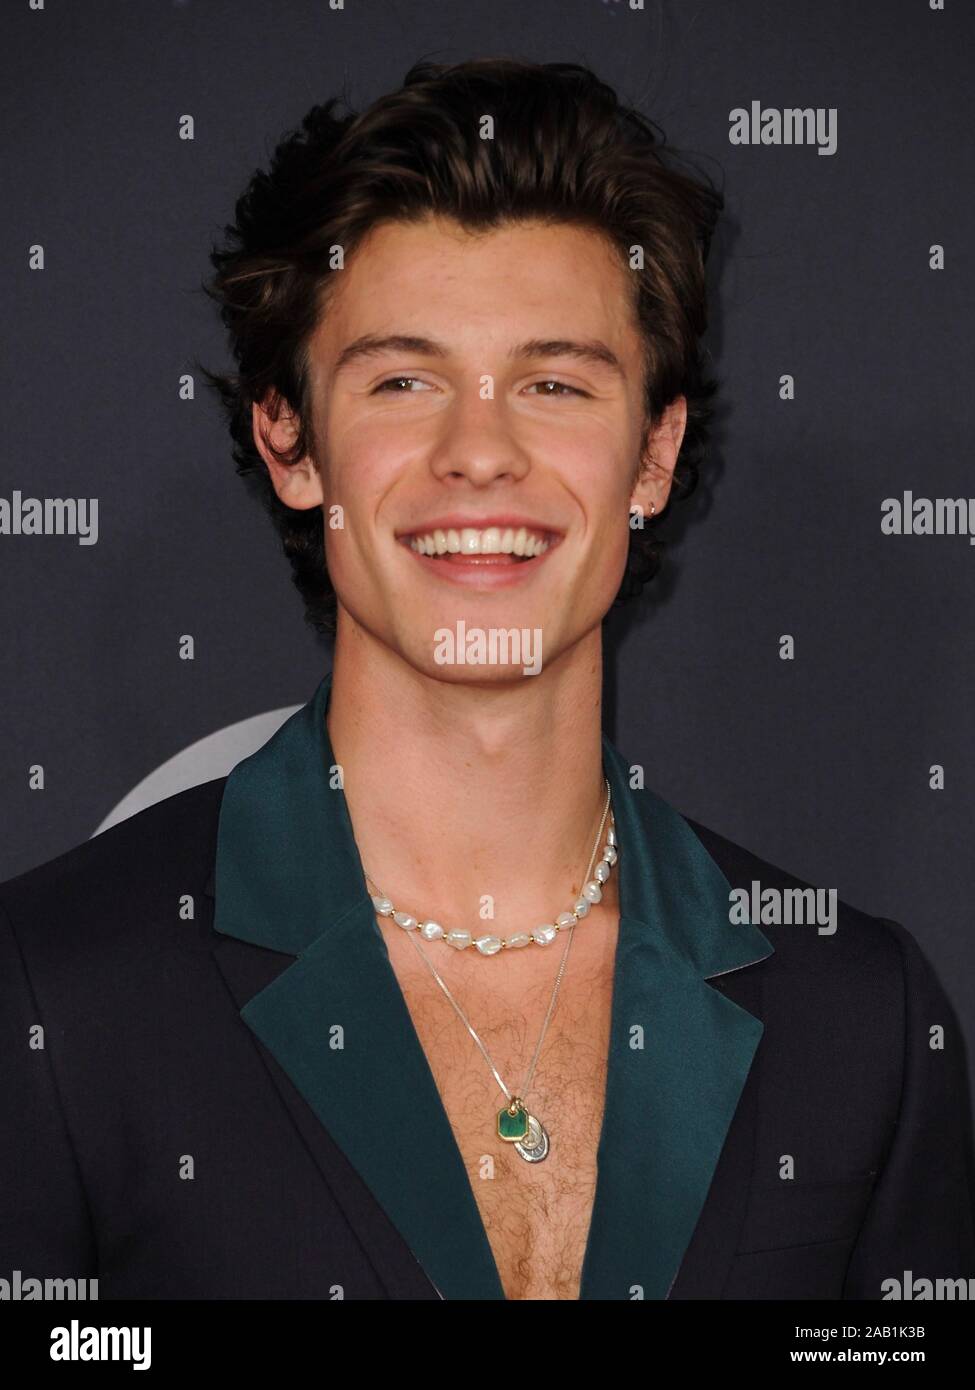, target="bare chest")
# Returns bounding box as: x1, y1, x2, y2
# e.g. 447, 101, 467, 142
386, 923, 619, 1300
